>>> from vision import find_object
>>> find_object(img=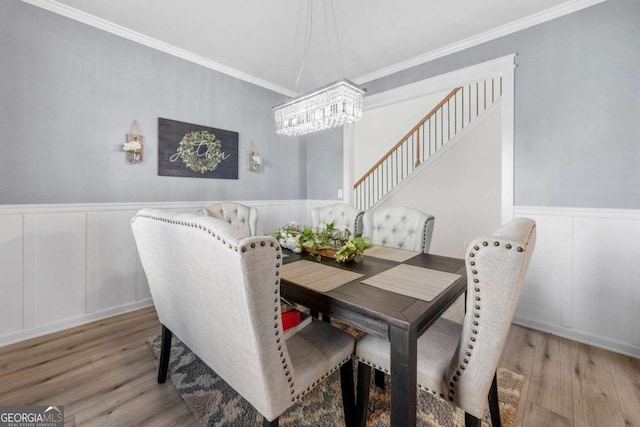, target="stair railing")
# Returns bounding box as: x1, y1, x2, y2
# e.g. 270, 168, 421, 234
353, 77, 502, 210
